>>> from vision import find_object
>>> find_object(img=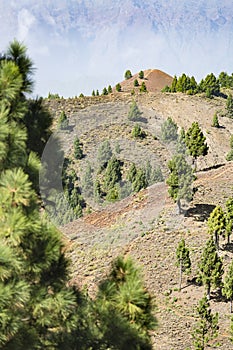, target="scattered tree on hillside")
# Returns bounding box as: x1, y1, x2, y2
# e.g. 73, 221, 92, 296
226, 135, 233, 161
58, 110, 68, 129
192, 296, 219, 350
131, 124, 146, 139
145, 160, 163, 185
108, 85, 112, 93
134, 79, 139, 87
81, 162, 93, 197
73, 136, 84, 160
127, 163, 137, 183
207, 205, 226, 249
124, 69, 132, 80
176, 239, 191, 291
212, 112, 220, 128
226, 94, 233, 118
128, 100, 143, 121
97, 139, 113, 169
223, 259, 233, 313
166, 154, 195, 214
161, 117, 178, 143
102, 87, 108, 95
96, 89, 99, 96
132, 168, 148, 192
197, 237, 223, 300
225, 197, 233, 243
140, 81, 147, 92
92, 89, 95, 96
104, 156, 122, 191
116, 83, 122, 92
185, 122, 208, 166
139, 70, 144, 79
199, 73, 220, 98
